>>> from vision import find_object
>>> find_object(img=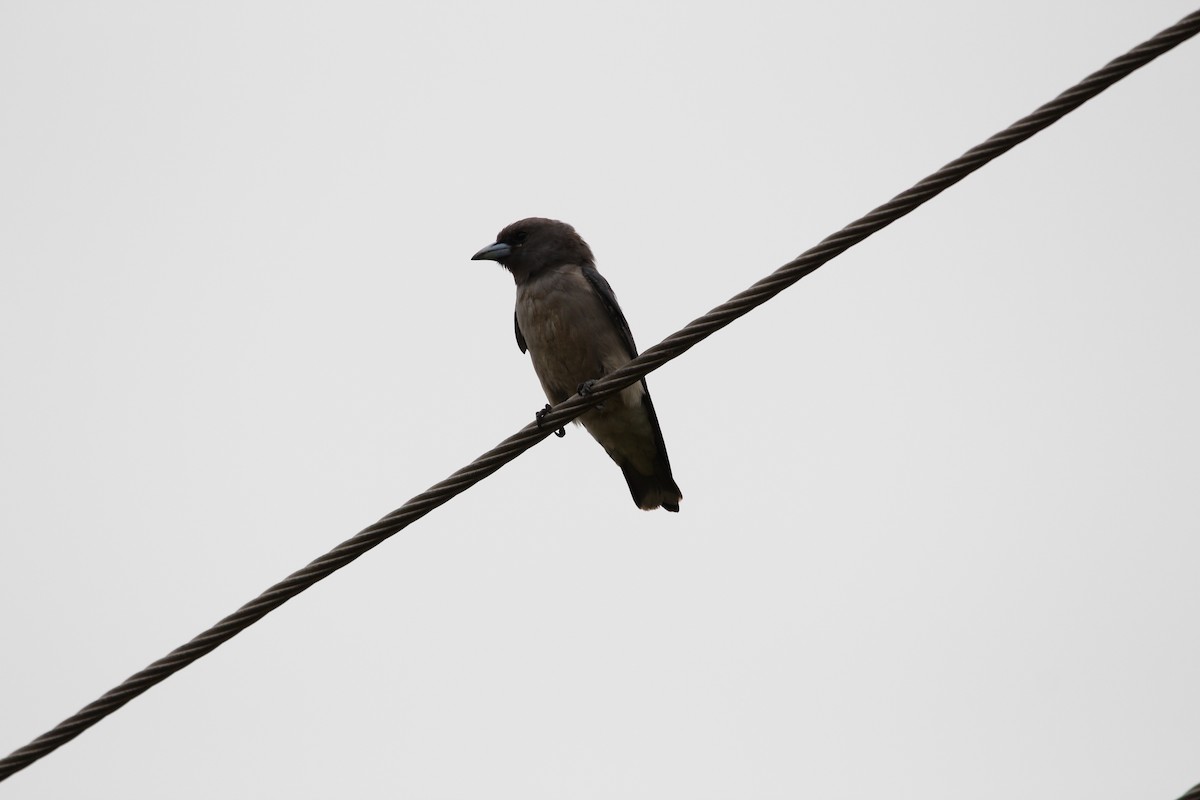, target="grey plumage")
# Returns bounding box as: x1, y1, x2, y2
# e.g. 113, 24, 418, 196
472, 218, 683, 512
